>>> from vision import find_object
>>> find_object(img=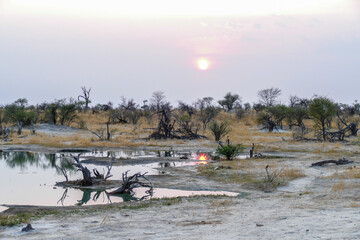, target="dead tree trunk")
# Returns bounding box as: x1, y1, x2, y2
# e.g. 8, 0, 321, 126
250, 143, 255, 158
78, 87, 91, 112
106, 117, 111, 140
71, 154, 93, 186
17, 121, 22, 135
